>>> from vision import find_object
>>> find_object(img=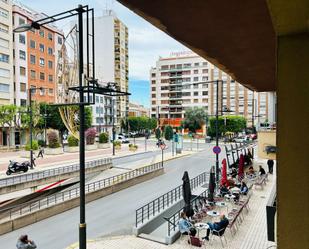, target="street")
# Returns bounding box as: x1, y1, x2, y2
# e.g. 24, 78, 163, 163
0, 146, 217, 249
